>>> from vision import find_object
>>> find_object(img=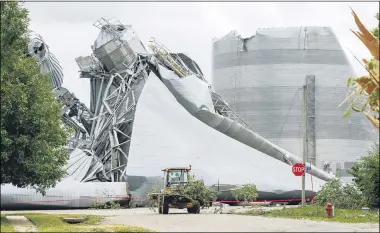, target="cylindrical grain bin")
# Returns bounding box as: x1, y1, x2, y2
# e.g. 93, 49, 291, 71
212, 27, 377, 181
